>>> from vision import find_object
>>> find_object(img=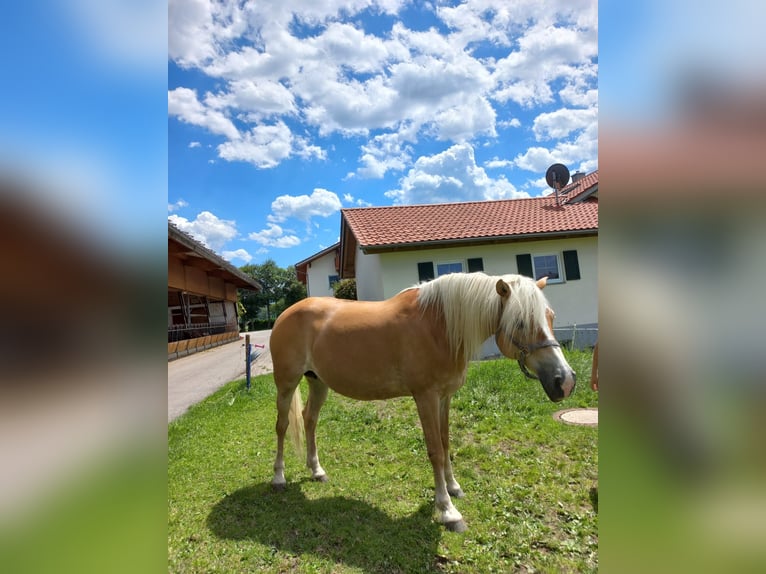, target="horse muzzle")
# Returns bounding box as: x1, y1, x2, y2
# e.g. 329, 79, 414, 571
539, 367, 576, 402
